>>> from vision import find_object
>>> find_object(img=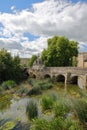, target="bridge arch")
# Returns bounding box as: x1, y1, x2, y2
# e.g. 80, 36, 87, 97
44, 74, 51, 79
29, 72, 36, 79
56, 74, 65, 83
70, 76, 78, 85
32, 74, 36, 78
